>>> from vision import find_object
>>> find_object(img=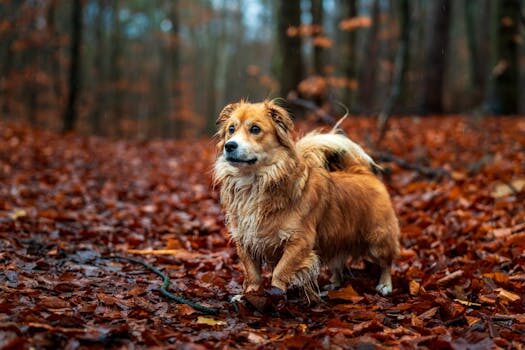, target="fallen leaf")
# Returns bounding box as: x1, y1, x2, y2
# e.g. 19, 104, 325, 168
327, 285, 362, 302
246, 332, 265, 344
418, 307, 439, 320
411, 313, 424, 327
437, 270, 464, 285
491, 178, 525, 198
40, 296, 70, 309
495, 288, 521, 302
196, 316, 226, 326
454, 299, 481, 308
409, 280, 420, 296
483, 272, 509, 284
465, 316, 481, 327
479, 295, 497, 305
8, 209, 26, 220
